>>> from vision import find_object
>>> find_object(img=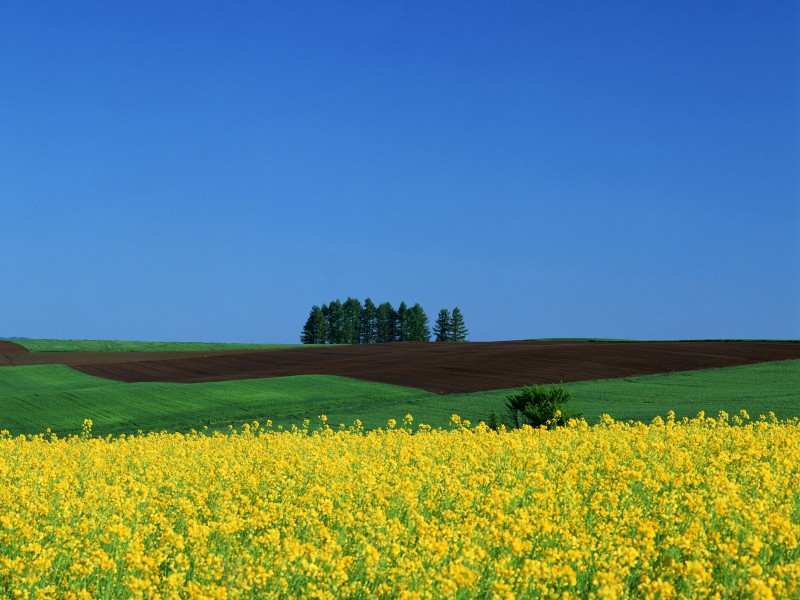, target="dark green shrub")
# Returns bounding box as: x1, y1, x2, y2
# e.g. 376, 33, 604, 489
485, 412, 504, 431
504, 385, 581, 429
